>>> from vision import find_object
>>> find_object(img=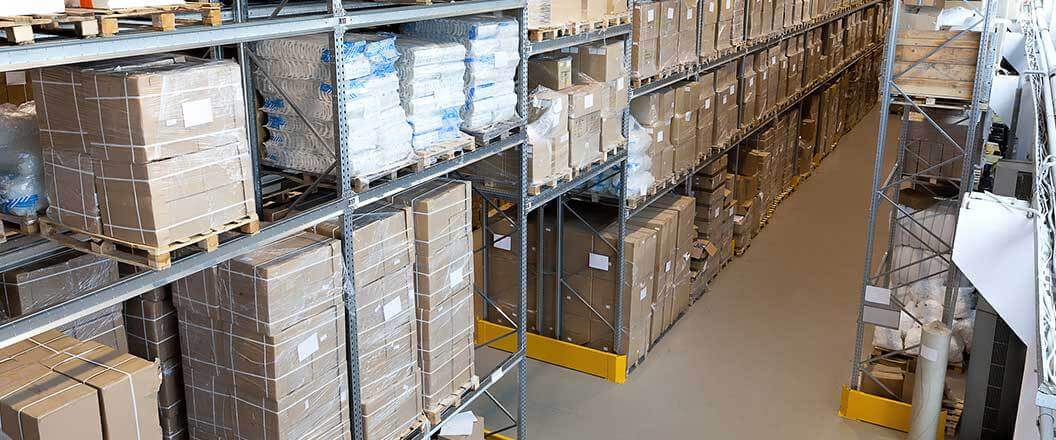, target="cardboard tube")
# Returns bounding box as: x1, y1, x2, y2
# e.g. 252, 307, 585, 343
908, 321, 952, 440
